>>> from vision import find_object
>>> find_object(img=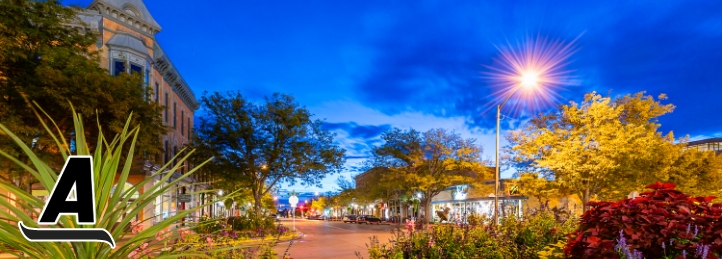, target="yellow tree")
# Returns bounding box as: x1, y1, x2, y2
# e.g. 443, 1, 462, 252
508, 92, 677, 211
664, 148, 722, 198
310, 196, 328, 214
512, 173, 558, 211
